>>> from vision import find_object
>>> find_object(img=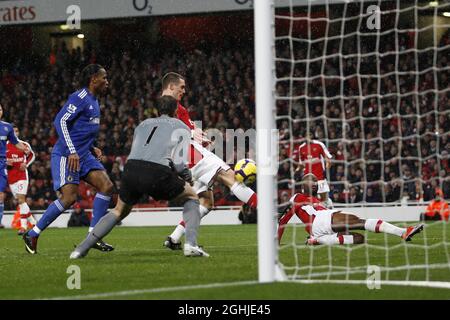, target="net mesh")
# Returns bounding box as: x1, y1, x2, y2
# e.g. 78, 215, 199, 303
275, 0, 450, 283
